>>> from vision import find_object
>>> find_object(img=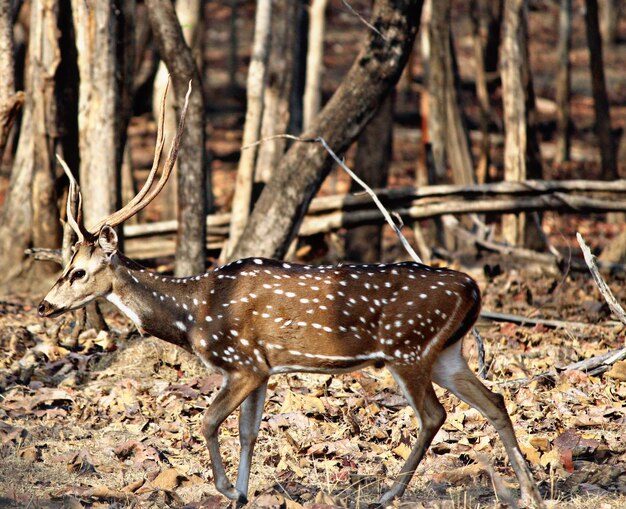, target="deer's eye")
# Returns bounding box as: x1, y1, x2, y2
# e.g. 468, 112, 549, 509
70, 269, 86, 282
